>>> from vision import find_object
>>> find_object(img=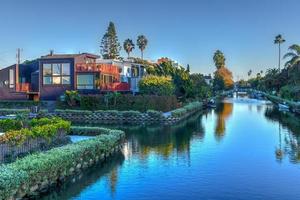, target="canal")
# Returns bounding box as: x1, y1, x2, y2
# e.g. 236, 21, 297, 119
42, 96, 300, 200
